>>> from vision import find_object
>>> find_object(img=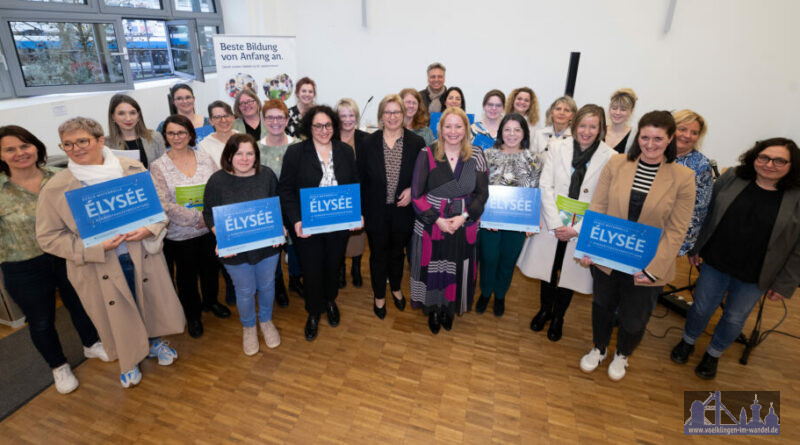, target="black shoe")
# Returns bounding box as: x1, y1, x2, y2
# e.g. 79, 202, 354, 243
338, 263, 346, 289
188, 319, 204, 338
671, 340, 695, 364
326, 301, 340, 327
274, 273, 289, 308
475, 295, 490, 314
695, 353, 718, 380
391, 292, 406, 311
493, 299, 505, 317
530, 310, 552, 332
547, 317, 563, 342
373, 298, 386, 319
304, 314, 320, 341
203, 302, 231, 319
441, 307, 453, 331
351, 256, 363, 288
289, 275, 304, 299
428, 311, 441, 335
